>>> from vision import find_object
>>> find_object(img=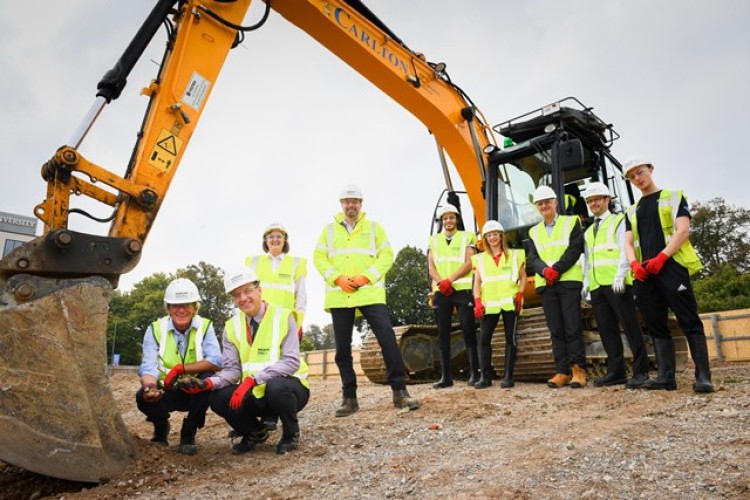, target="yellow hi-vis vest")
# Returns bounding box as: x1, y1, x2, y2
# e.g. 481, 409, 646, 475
428, 230, 477, 292
626, 189, 703, 276
224, 305, 309, 399
529, 215, 583, 288
245, 254, 307, 326
152, 315, 211, 381
313, 212, 393, 311
584, 214, 633, 291
471, 249, 525, 314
